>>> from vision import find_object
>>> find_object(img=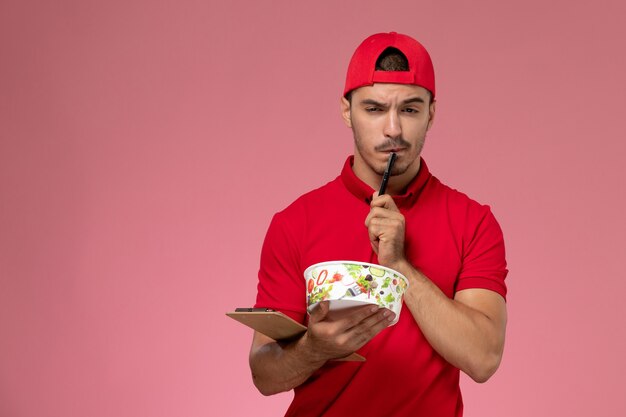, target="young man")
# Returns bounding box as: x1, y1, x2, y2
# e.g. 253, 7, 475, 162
249, 32, 508, 417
